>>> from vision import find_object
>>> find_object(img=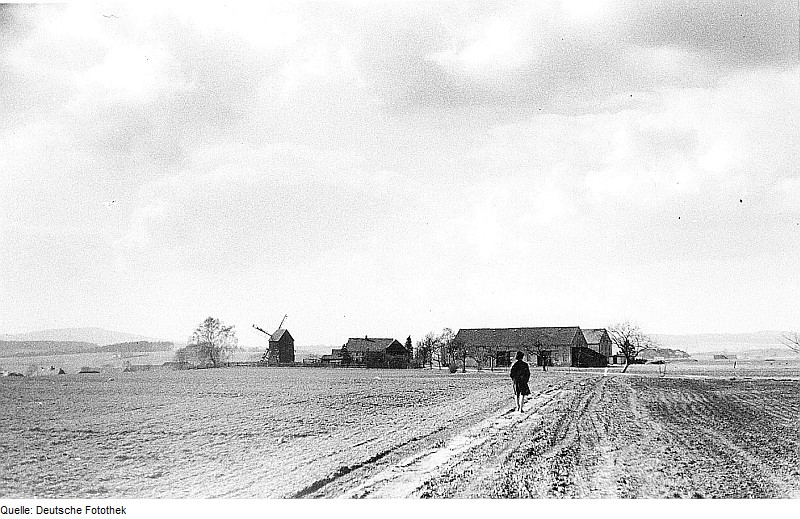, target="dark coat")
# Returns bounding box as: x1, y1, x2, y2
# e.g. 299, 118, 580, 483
510, 360, 531, 396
